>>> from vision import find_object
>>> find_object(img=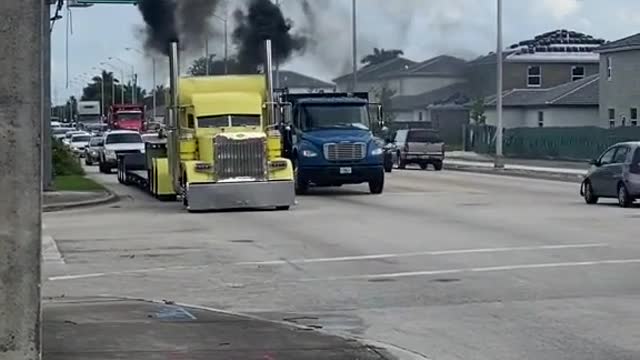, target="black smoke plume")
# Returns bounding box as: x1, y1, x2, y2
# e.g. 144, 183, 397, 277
137, 0, 178, 54
232, 0, 307, 73
138, 0, 221, 54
